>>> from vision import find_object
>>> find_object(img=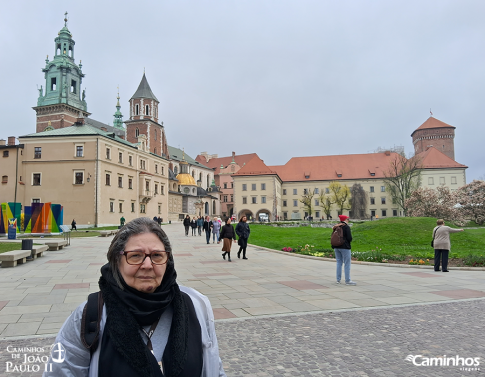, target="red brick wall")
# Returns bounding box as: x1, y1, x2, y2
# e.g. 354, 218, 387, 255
413, 128, 455, 160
